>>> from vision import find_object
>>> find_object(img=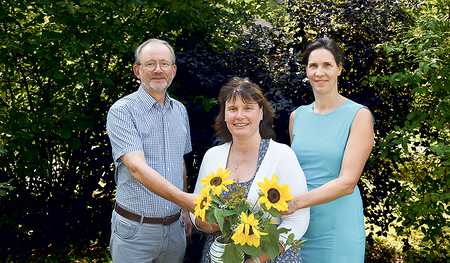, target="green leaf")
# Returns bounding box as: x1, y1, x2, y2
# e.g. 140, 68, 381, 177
407, 112, 416, 120
268, 206, 282, 217
53, 72, 64, 79
393, 153, 399, 162
214, 209, 225, 230
59, 128, 72, 139
22, 147, 39, 161
18, 117, 31, 127
201, 97, 218, 112
386, 46, 393, 54
235, 243, 262, 257
207, 210, 217, 226
277, 227, 290, 234
261, 239, 279, 260
392, 139, 402, 144
104, 78, 114, 86
70, 138, 82, 150
261, 202, 282, 217
222, 209, 239, 217
223, 243, 244, 263
286, 233, 295, 244
262, 224, 281, 260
